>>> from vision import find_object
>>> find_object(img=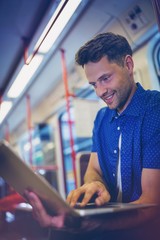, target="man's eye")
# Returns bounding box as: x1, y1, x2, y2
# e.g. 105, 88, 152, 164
98, 77, 108, 85
90, 83, 97, 88
103, 77, 109, 81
